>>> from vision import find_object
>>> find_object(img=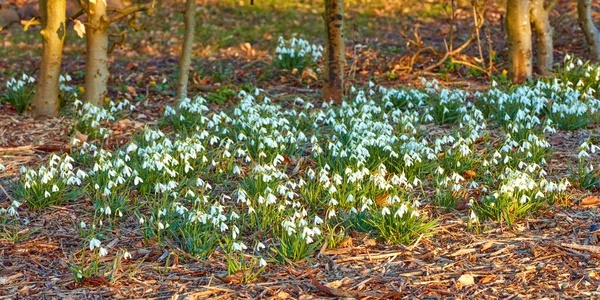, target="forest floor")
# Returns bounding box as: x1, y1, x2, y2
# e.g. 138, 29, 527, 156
1, 0, 600, 299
